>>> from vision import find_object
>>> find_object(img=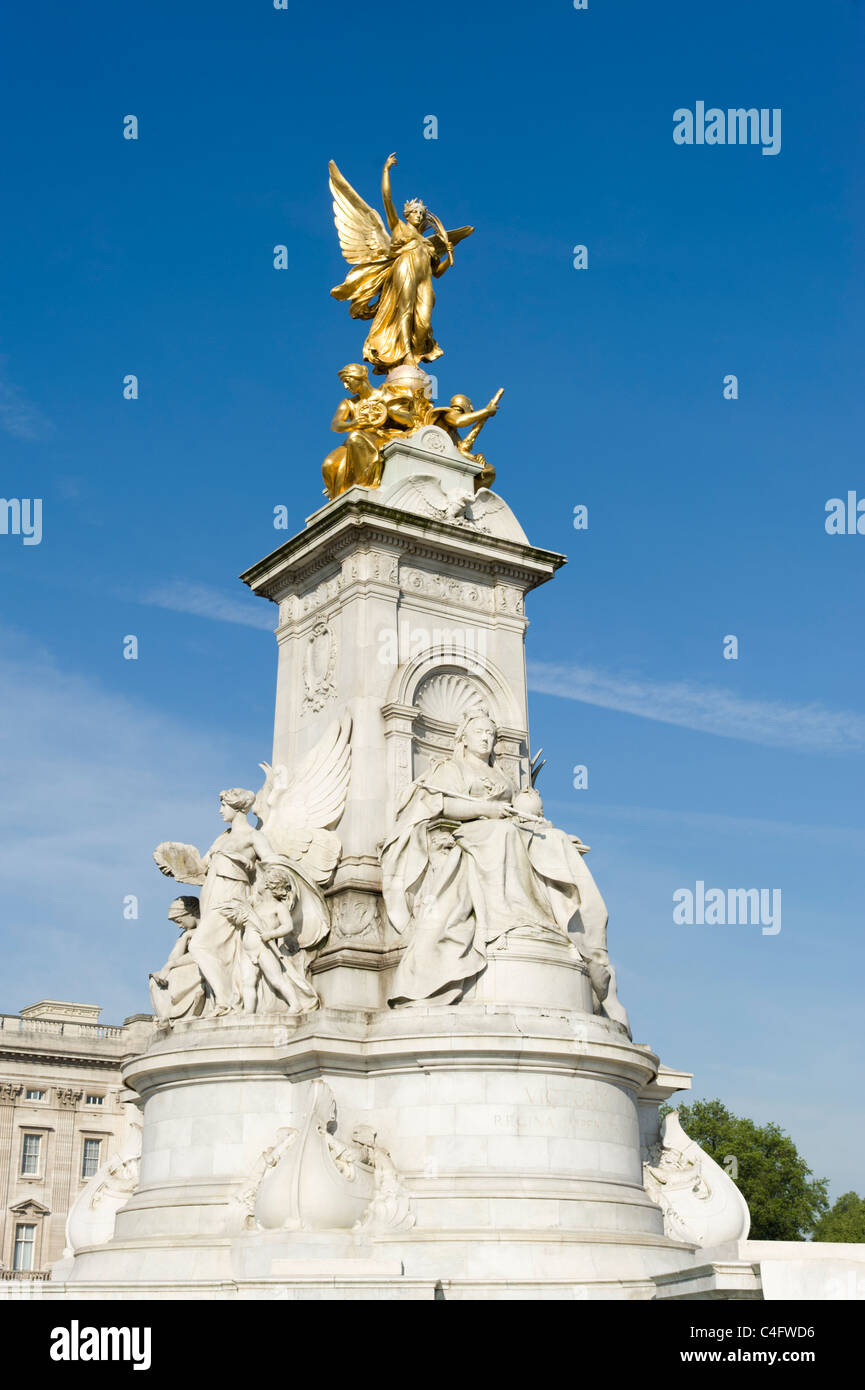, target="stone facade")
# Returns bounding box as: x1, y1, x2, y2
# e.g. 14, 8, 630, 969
0, 1002, 151, 1274
240, 439, 564, 1012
